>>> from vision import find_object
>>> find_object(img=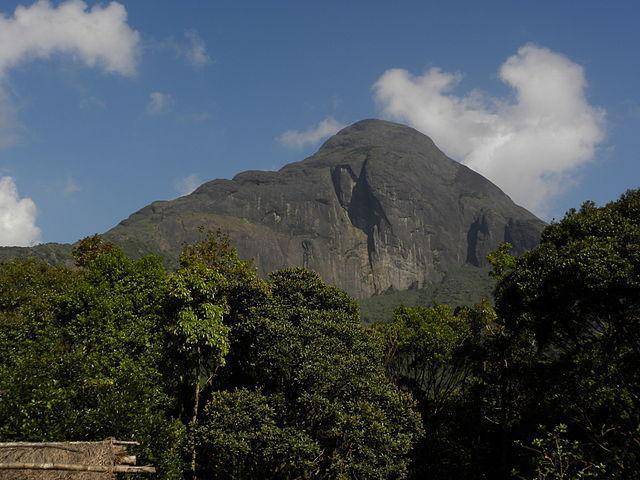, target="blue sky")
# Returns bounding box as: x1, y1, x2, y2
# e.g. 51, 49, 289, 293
0, 0, 639, 245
